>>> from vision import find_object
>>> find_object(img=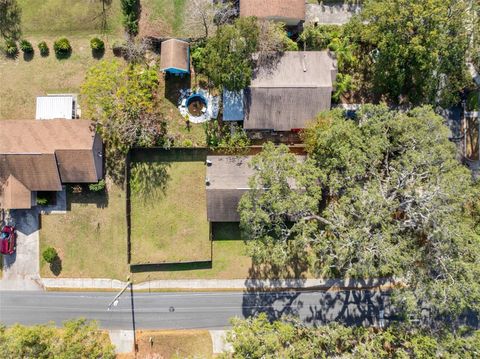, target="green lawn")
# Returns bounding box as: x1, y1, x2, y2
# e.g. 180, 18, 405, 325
40, 183, 129, 279
17, 0, 123, 36
130, 161, 211, 264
